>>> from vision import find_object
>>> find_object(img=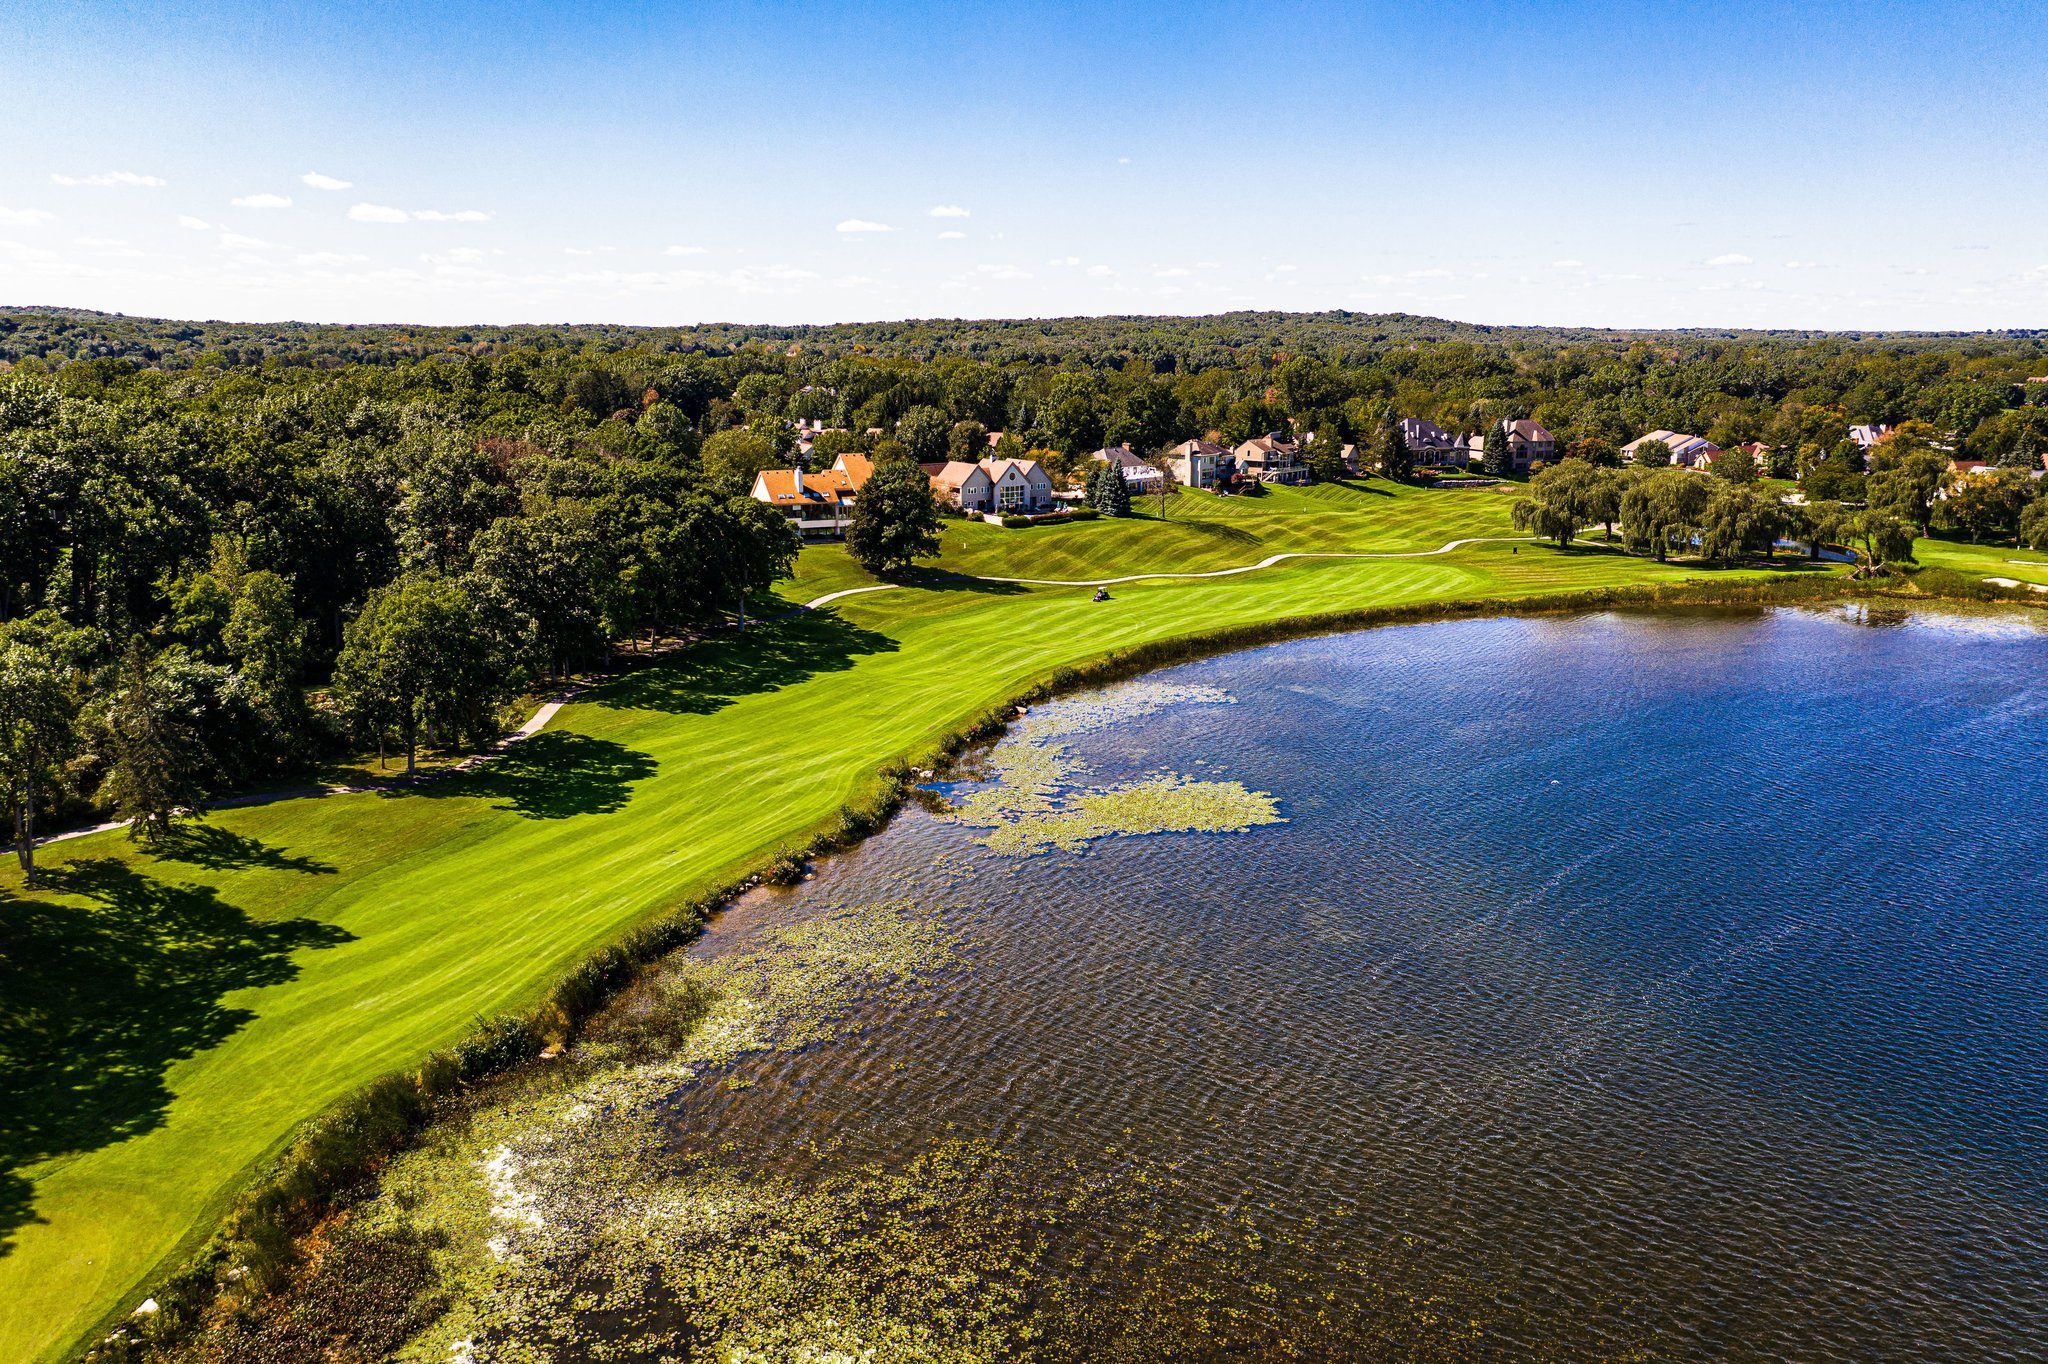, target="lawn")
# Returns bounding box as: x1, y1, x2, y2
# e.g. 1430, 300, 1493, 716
1910, 533, 2048, 588
1, 491, 1791, 1362
928, 478, 1527, 581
